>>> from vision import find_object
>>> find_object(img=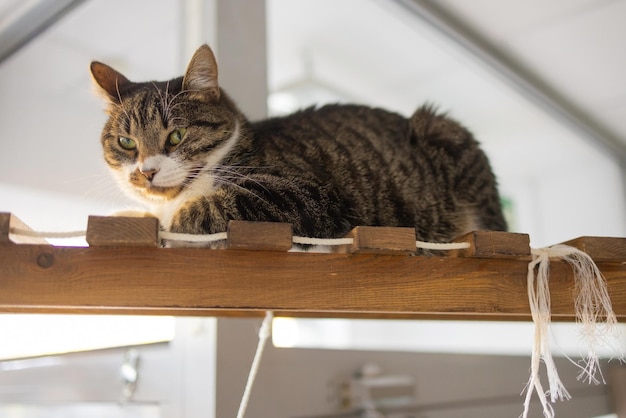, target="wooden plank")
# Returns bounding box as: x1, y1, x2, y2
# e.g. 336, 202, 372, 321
86, 216, 159, 247
561, 236, 626, 262
0, 212, 16, 243
346, 226, 416, 254
0, 244, 624, 320
227, 220, 292, 251
452, 231, 530, 258
0, 212, 49, 245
